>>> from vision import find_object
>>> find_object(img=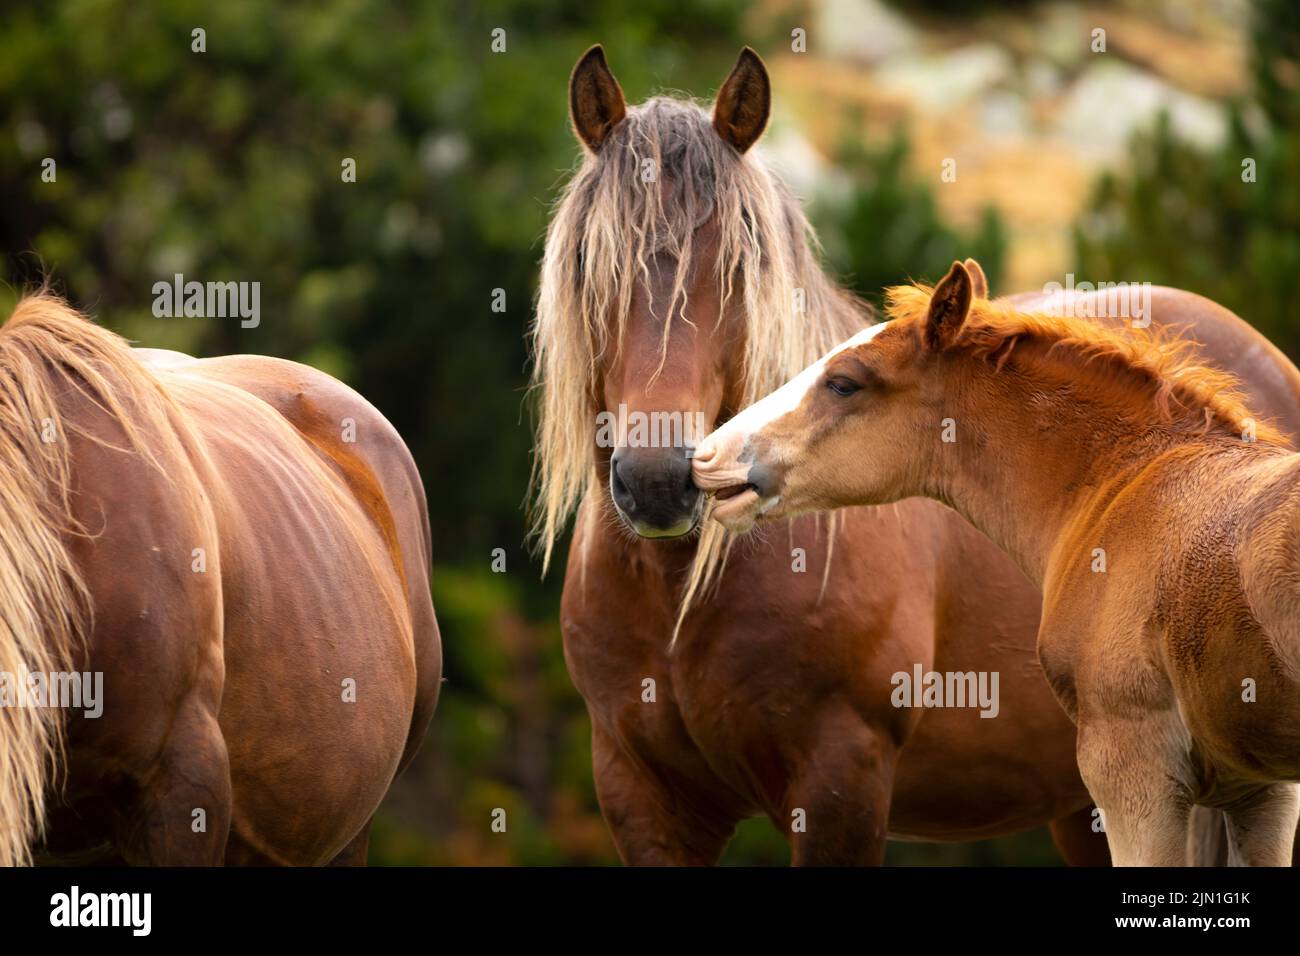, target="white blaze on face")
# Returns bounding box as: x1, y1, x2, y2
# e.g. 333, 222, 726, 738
698, 321, 893, 465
